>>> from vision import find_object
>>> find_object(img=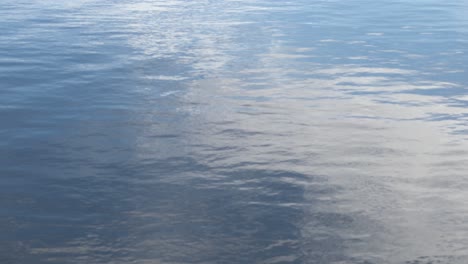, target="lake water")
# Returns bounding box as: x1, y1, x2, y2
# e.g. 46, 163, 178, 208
1, 0, 468, 263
